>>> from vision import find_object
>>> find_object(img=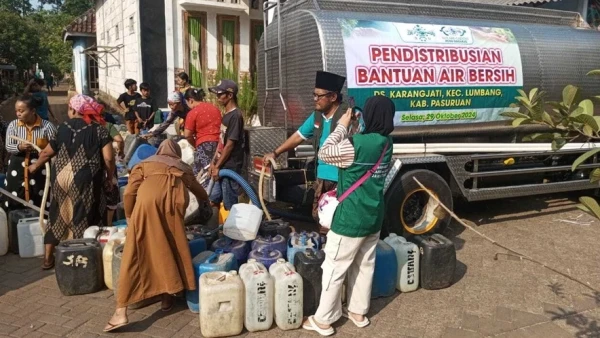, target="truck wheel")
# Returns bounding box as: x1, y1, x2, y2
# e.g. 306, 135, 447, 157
386, 169, 452, 236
